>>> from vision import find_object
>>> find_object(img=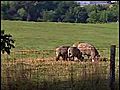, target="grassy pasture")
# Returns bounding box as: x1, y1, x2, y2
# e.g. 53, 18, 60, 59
1, 20, 119, 61
1, 20, 119, 50
1, 20, 119, 90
